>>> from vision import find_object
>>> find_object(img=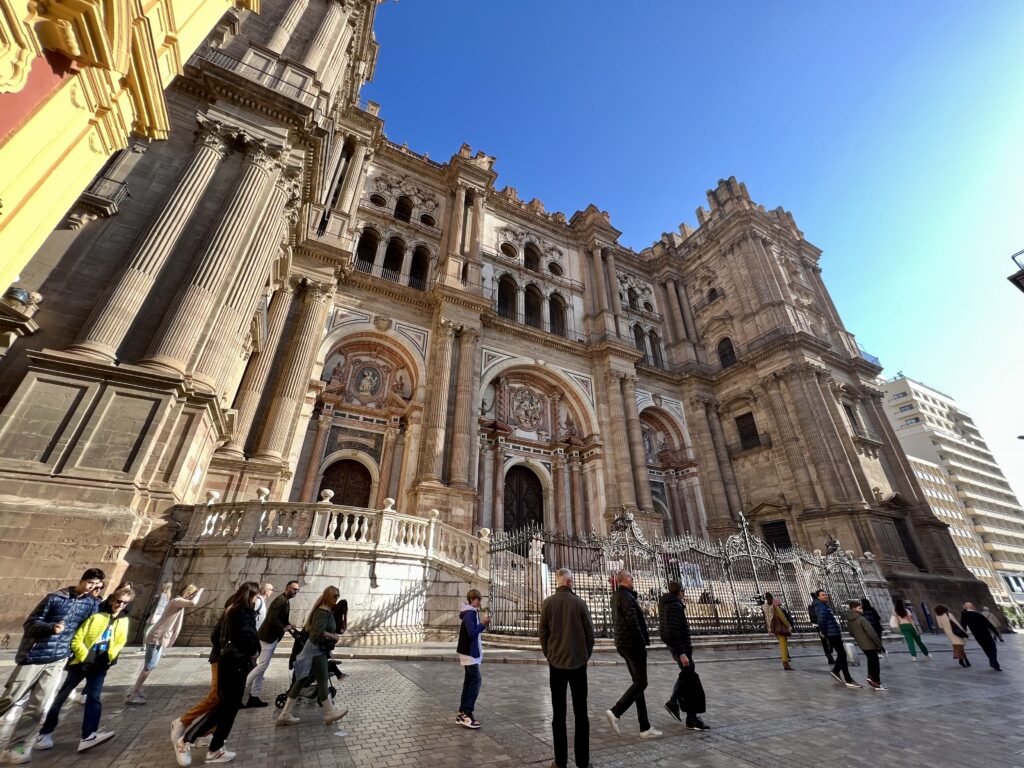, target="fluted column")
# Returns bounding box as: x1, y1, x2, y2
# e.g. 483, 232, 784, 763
300, 412, 333, 501
492, 438, 506, 530
666, 478, 685, 535
664, 279, 688, 343
799, 366, 861, 502
569, 457, 586, 535
676, 282, 698, 343
762, 374, 821, 510
449, 327, 479, 486
449, 185, 467, 256
141, 141, 280, 375
553, 451, 568, 533
69, 120, 230, 361
781, 368, 844, 507
817, 376, 873, 502
605, 250, 623, 336
469, 192, 484, 262
592, 247, 608, 315
706, 404, 742, 518
621, 375, 654, 513
267, 0, 310, 53
253, 281, 335, 460
684, 483, 705, 537
417, 319, 456, 482
606, 372, 637, 510
301, 0, 346, 72
220, 285, 295, 457
376, 426, 398, 507
336, 142, 367, 213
